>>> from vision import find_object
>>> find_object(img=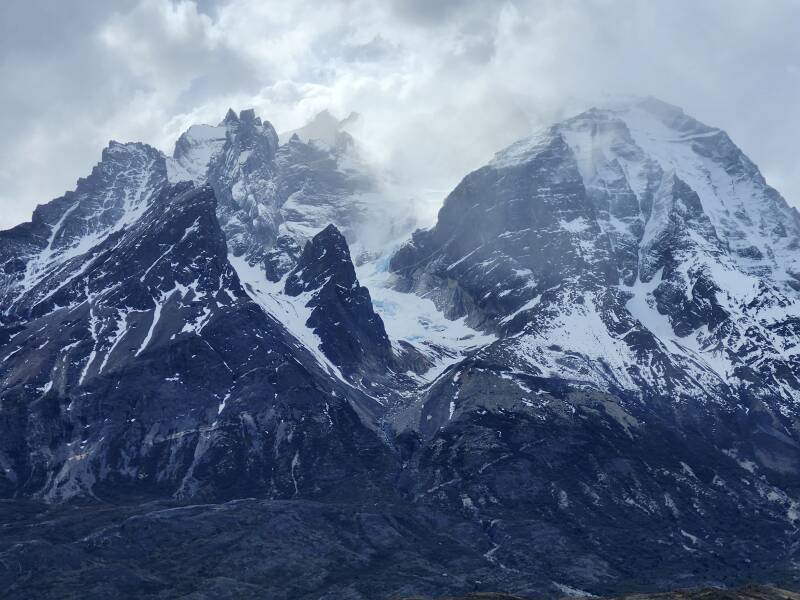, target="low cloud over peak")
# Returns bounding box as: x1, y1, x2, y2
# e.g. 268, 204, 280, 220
2, 0, 799, 228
